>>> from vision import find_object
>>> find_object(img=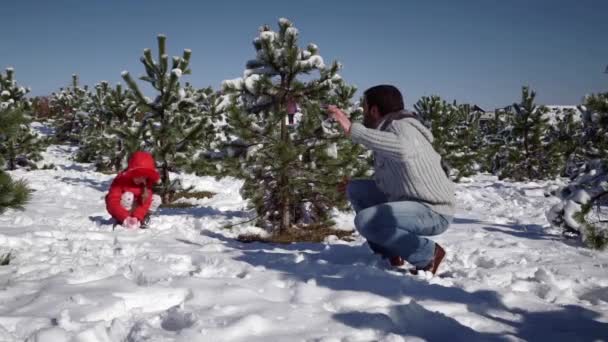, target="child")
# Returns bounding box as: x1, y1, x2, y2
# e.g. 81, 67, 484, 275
105, 151, 162, 229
